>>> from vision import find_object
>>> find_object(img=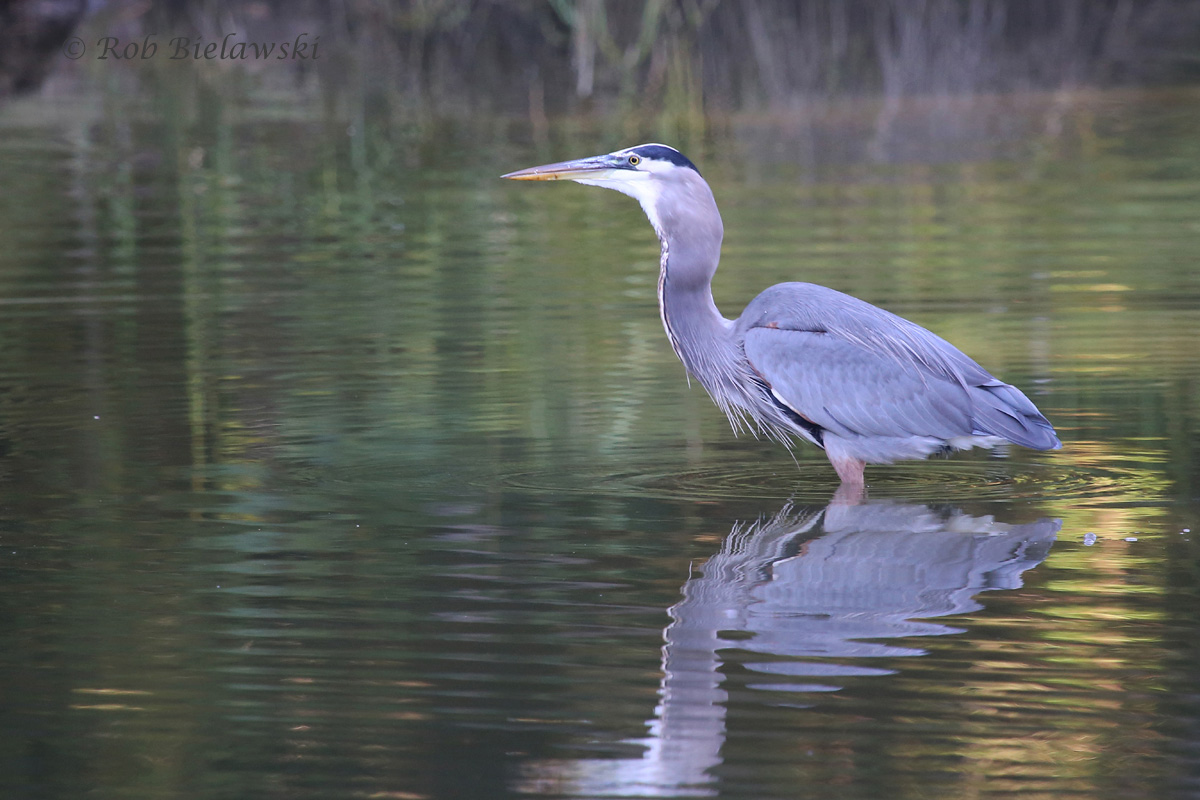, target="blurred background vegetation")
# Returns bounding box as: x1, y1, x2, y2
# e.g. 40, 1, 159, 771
7, 1, 1200, 118
0, 0, 1194, 188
